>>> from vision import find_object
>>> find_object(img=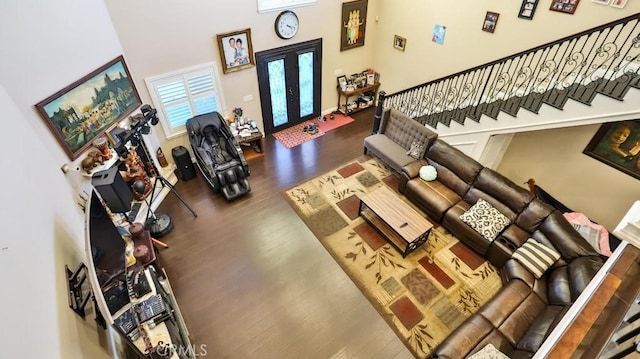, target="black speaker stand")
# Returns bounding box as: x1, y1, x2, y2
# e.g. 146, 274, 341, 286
143, 175, 197, 239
